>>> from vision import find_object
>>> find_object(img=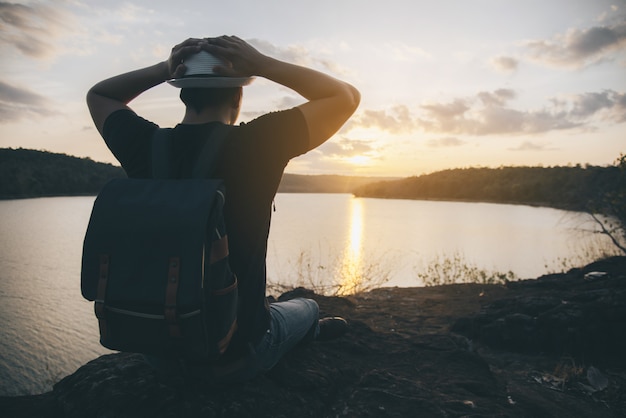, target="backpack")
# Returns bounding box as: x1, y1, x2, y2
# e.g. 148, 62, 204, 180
81, 125, 238, 363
